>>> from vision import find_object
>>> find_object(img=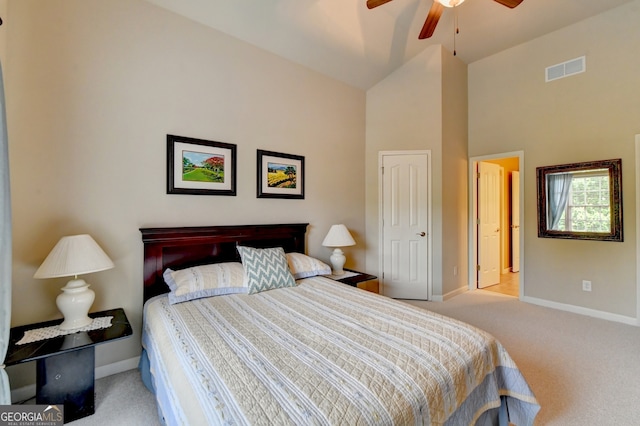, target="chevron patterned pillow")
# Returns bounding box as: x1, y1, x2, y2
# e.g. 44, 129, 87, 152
237, 246, 297, 294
